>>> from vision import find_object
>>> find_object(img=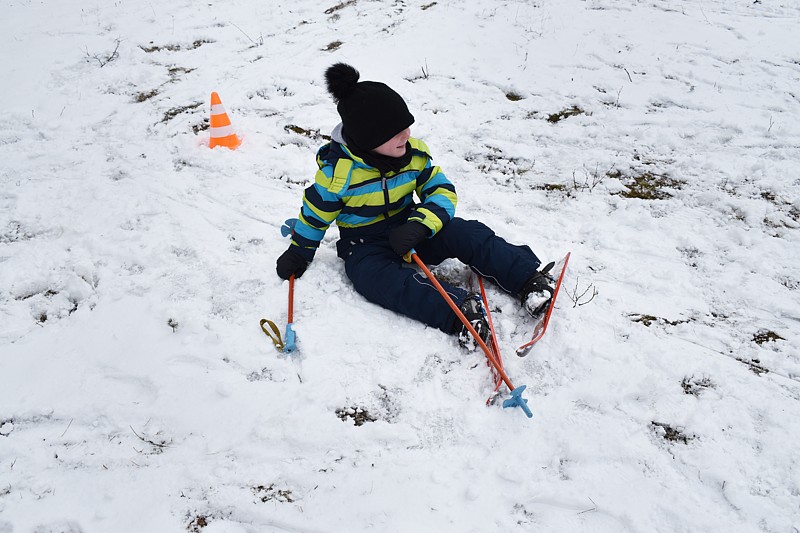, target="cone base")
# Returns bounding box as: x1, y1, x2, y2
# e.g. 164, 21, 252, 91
209, 135, 241, 150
